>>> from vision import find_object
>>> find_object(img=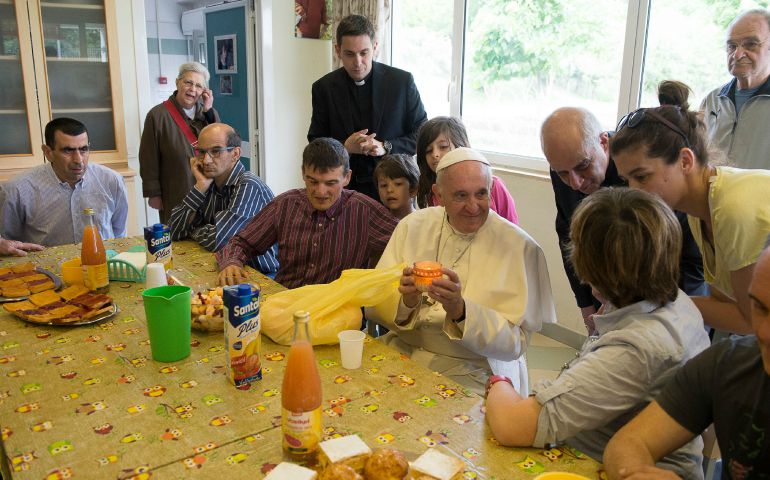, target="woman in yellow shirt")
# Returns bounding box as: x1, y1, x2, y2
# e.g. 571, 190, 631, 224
610, 81, 770, 334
